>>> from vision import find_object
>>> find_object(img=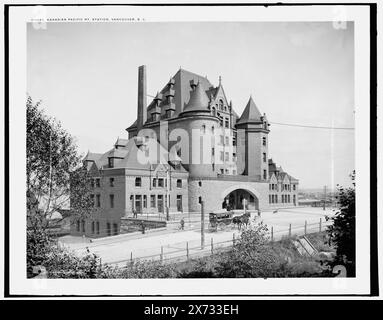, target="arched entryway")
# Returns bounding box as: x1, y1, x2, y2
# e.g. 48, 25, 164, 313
221, 188, 259, 211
